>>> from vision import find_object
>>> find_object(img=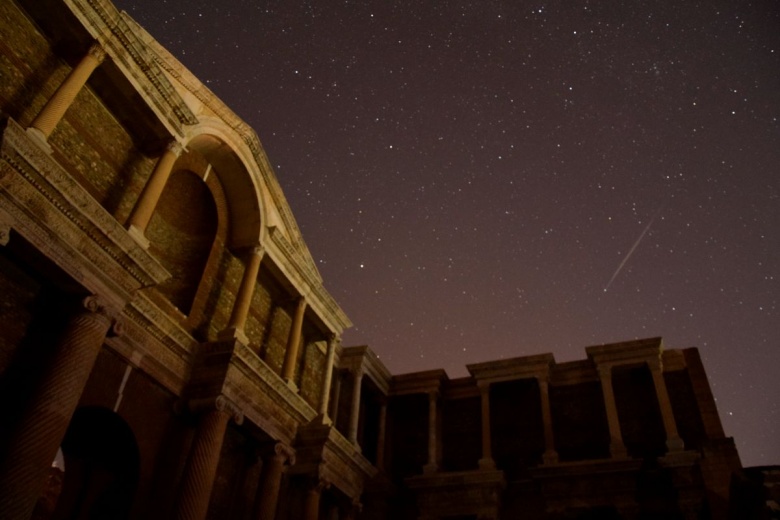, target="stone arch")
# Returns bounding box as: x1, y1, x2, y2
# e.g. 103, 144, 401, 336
184, 121, 264, 249
53, 406, 140, 519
